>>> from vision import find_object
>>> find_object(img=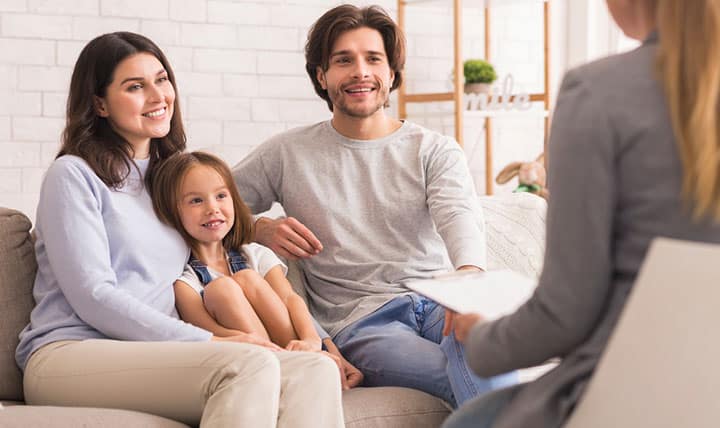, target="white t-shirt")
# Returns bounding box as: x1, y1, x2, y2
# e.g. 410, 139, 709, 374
178, 243, 287, 295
